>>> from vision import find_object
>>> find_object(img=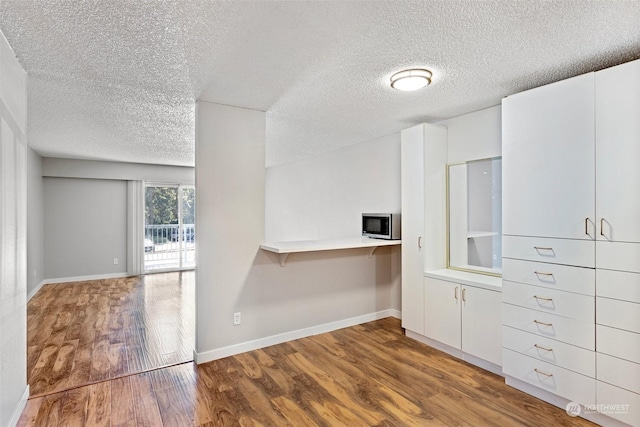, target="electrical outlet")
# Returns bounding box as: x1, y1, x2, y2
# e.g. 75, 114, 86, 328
233, 312, 241, 326
113, 258, 119, 265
